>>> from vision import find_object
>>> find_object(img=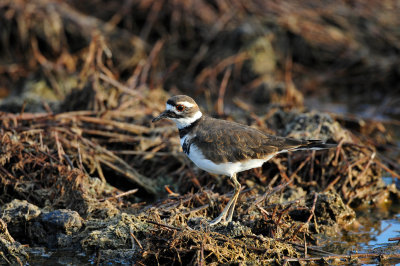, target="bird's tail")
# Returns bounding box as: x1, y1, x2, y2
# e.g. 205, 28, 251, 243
293, 140, 337, 151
